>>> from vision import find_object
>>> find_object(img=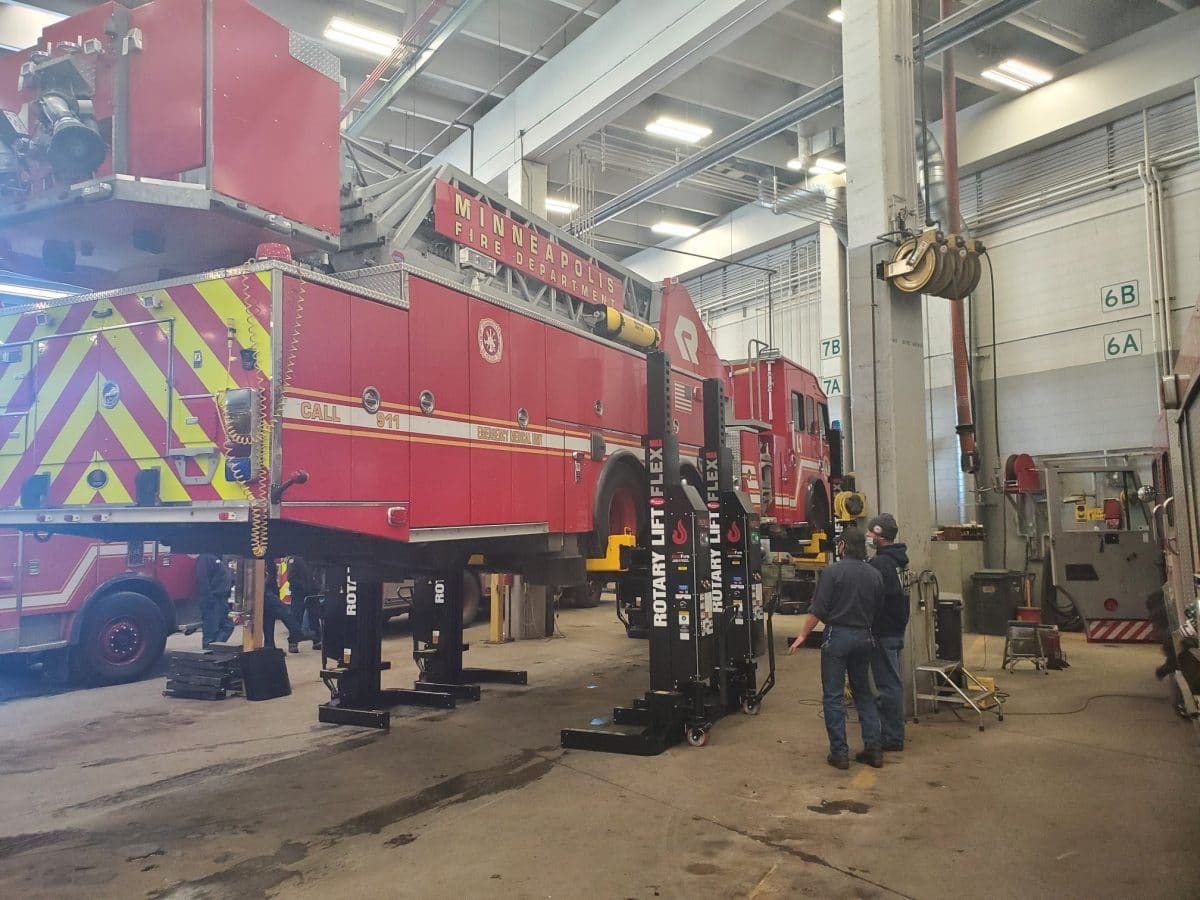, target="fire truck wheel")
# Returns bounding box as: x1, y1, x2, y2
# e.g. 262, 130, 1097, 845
566, 580, 604, 609
462, 572, 482, 625
592, 461, 647, 554
805, 479, 831, 533
74, 591, 167, 685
